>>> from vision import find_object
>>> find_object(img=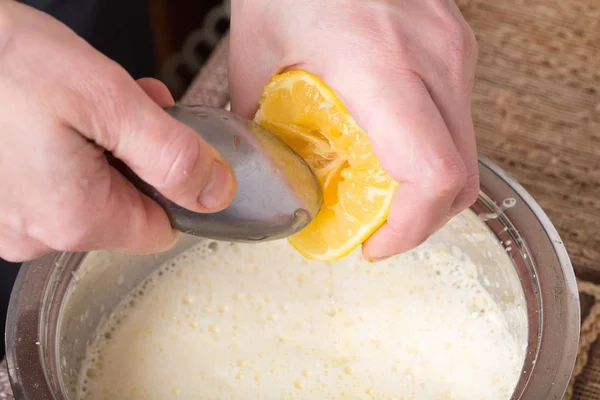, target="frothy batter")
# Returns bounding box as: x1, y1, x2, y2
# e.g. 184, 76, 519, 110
78, 225, 524, 399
